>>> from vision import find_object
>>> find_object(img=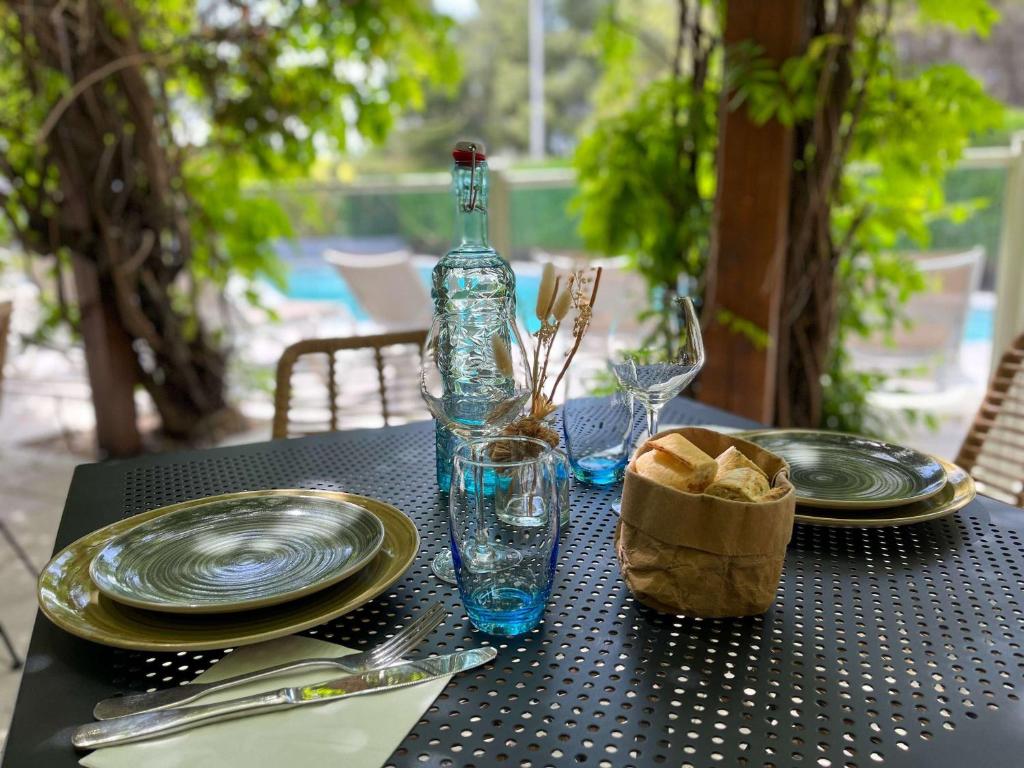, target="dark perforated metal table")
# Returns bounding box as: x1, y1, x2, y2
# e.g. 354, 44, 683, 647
5, 398, 1024, 768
